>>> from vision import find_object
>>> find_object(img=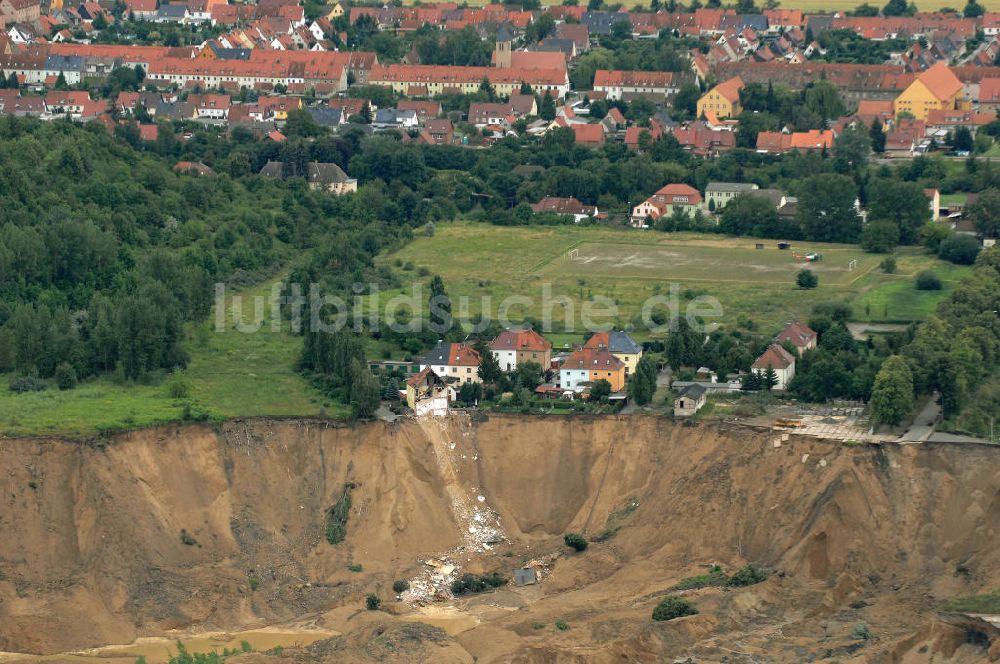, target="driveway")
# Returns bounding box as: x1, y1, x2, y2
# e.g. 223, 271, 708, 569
898, 394, 940, 443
